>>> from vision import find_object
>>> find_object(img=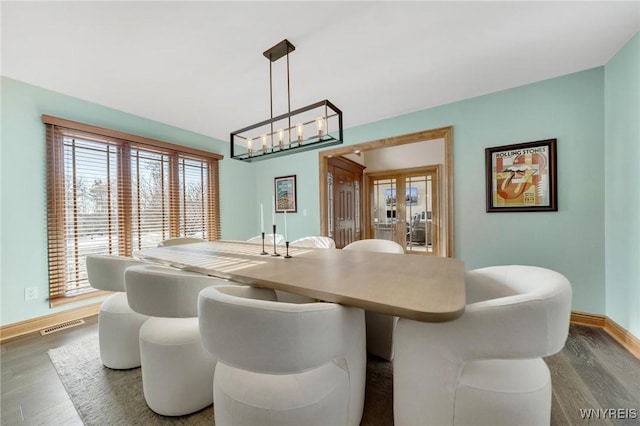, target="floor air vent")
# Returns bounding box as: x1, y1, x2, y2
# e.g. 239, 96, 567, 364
40, 319, 86, 335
